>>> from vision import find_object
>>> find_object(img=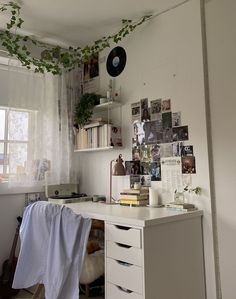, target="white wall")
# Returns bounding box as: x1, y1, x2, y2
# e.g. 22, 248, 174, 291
75, 1, 216, 298
205, 0, 236, 298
